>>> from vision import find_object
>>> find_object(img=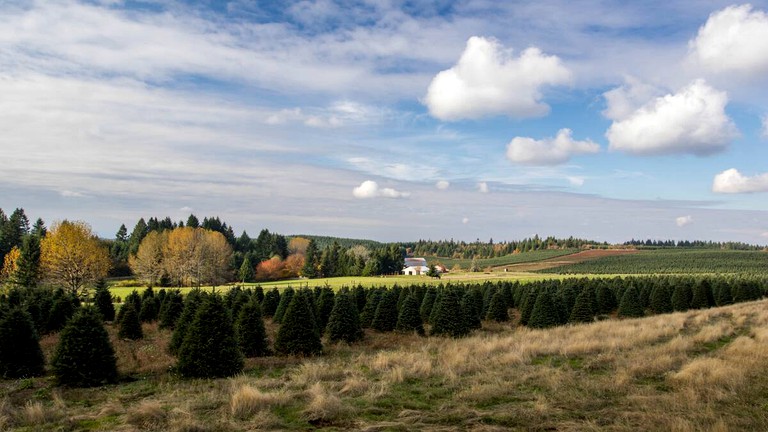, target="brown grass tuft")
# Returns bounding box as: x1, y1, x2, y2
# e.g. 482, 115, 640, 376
230, 384, 289, 419
126, 400, 168, 430
304, 382, 348, 422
